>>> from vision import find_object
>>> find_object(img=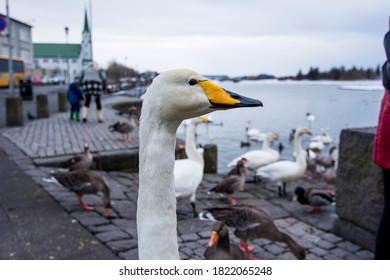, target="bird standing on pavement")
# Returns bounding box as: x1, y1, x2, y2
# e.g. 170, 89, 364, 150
61, 142, 93, 171
294, 186, 335, 213
200, 204, 306, 260
47, 170, 111, 217
209, 158, 248, 205
108, 106, 138, 142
